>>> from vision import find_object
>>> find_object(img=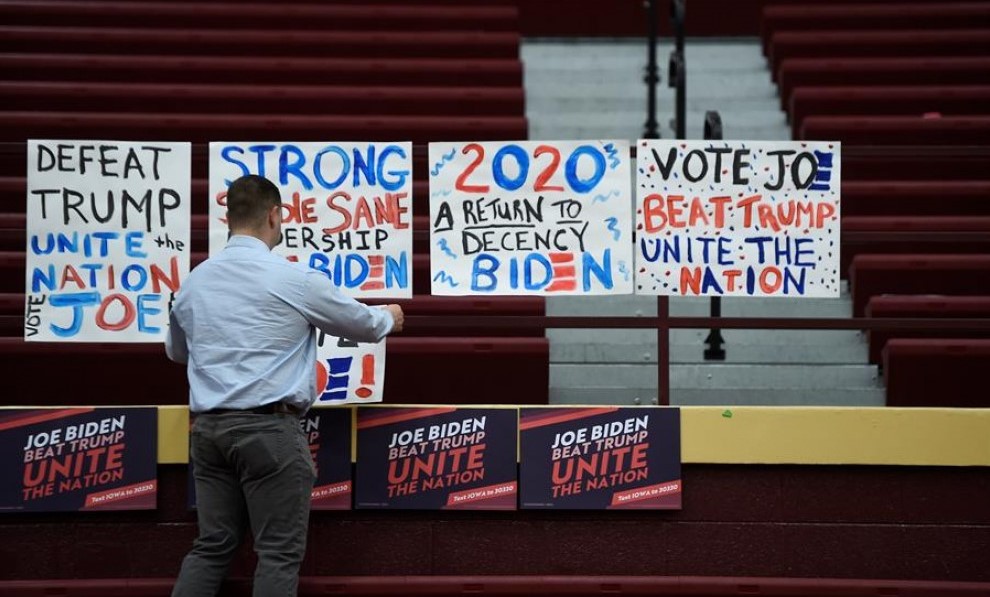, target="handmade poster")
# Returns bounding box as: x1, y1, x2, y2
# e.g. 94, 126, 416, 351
355, 407, 518, 510
209, 141, 413, 298
209, 142, 403, 402
188, 407, 353, 510
429, 140, 633, 295
0, 408, 157, 512
519, 406, 681, 510
315, 331, 385, 404
635, 140, 840, 297
25, 140, 191, 341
